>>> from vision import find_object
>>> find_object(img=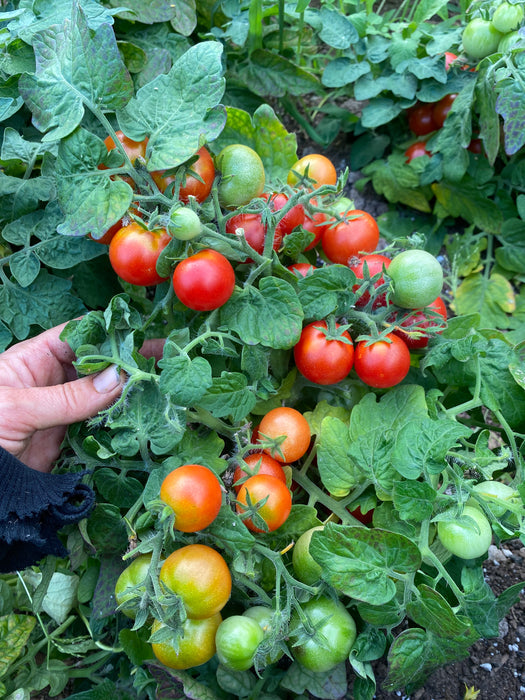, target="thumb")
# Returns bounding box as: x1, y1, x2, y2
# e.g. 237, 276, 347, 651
24, 365, 124, 430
